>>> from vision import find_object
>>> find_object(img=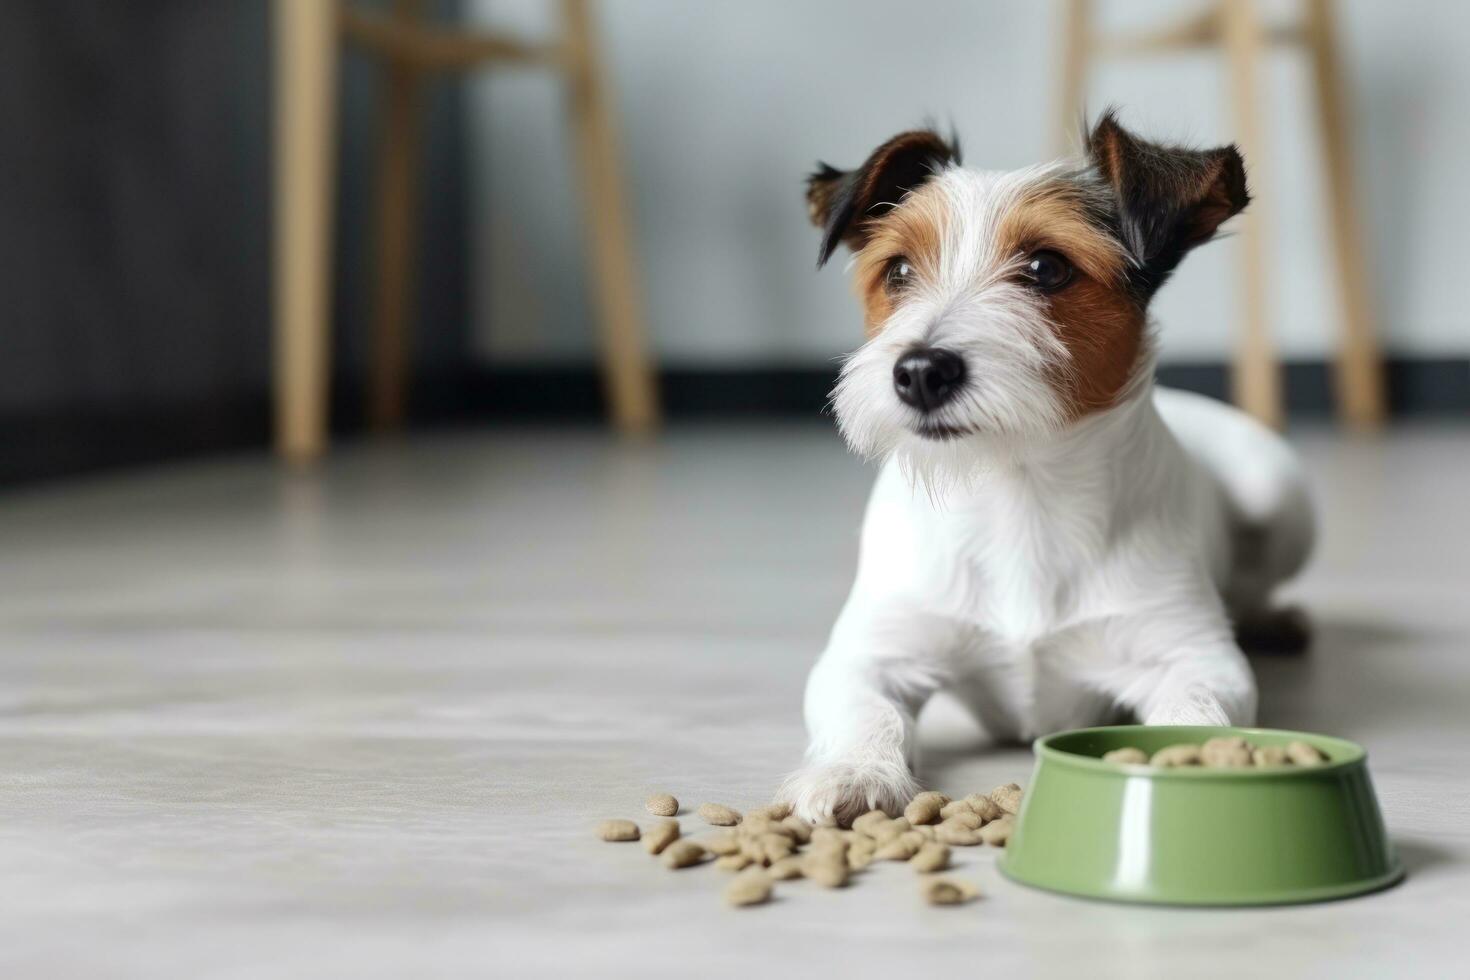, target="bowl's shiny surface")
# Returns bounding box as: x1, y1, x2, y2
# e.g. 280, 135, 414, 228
999, 726, 1403, 906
